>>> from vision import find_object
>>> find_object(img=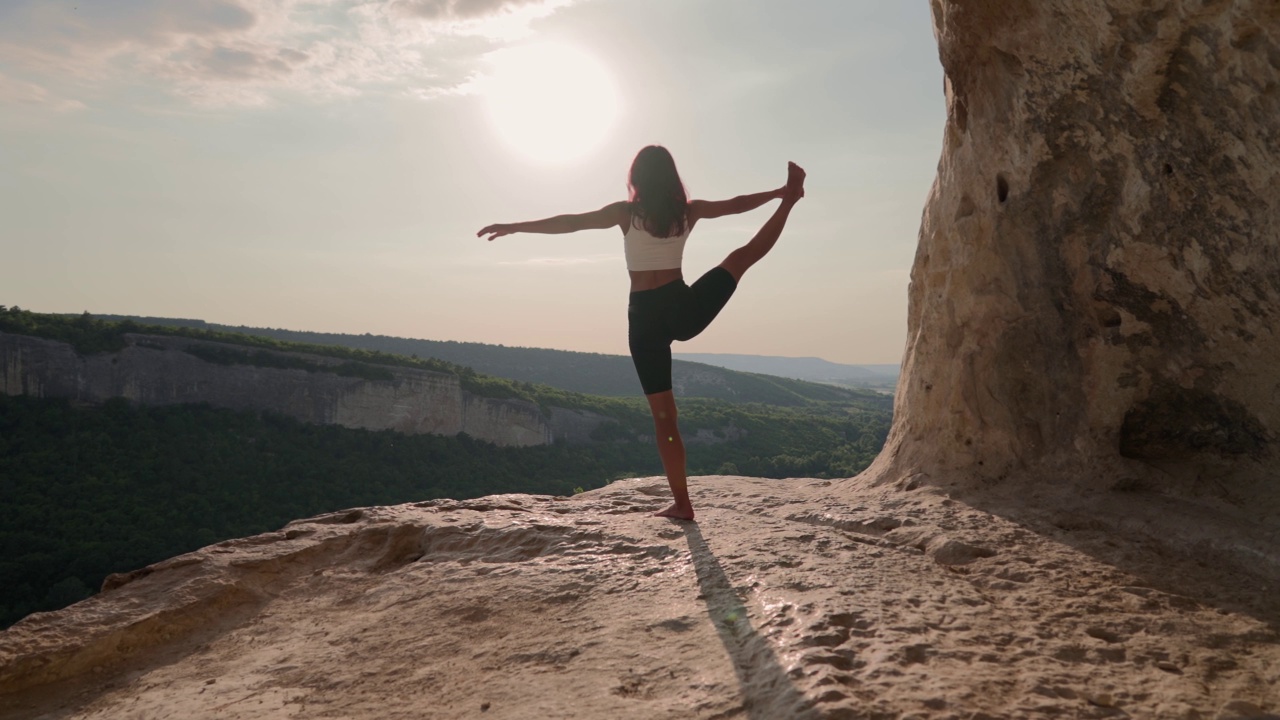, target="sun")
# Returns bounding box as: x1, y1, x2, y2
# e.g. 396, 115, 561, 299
480, 43, 621, 165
